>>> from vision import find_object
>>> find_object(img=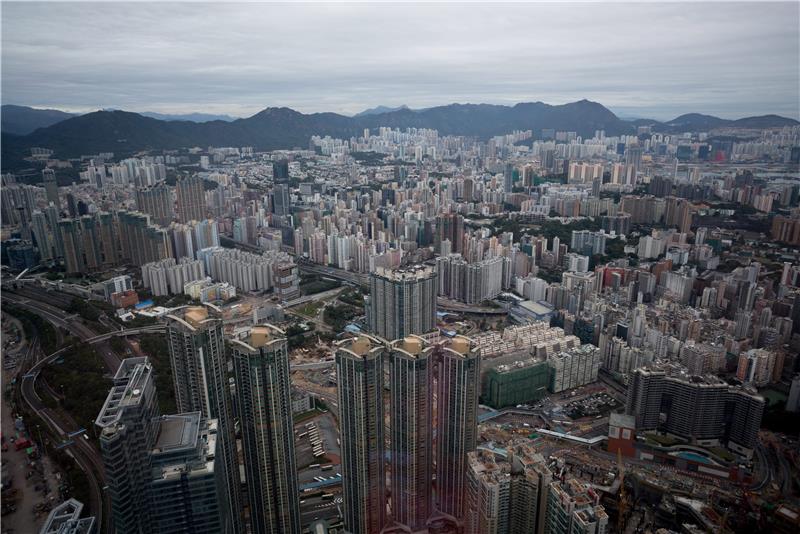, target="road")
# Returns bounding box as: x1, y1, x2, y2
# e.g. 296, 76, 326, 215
284, 287, 346, 308
300, 493, 342, 527
436, 296, 508, 315
297, 261, 369, 287
19, 346, 107, 534
3, 289, 112, 532
3, 290, 122, 373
